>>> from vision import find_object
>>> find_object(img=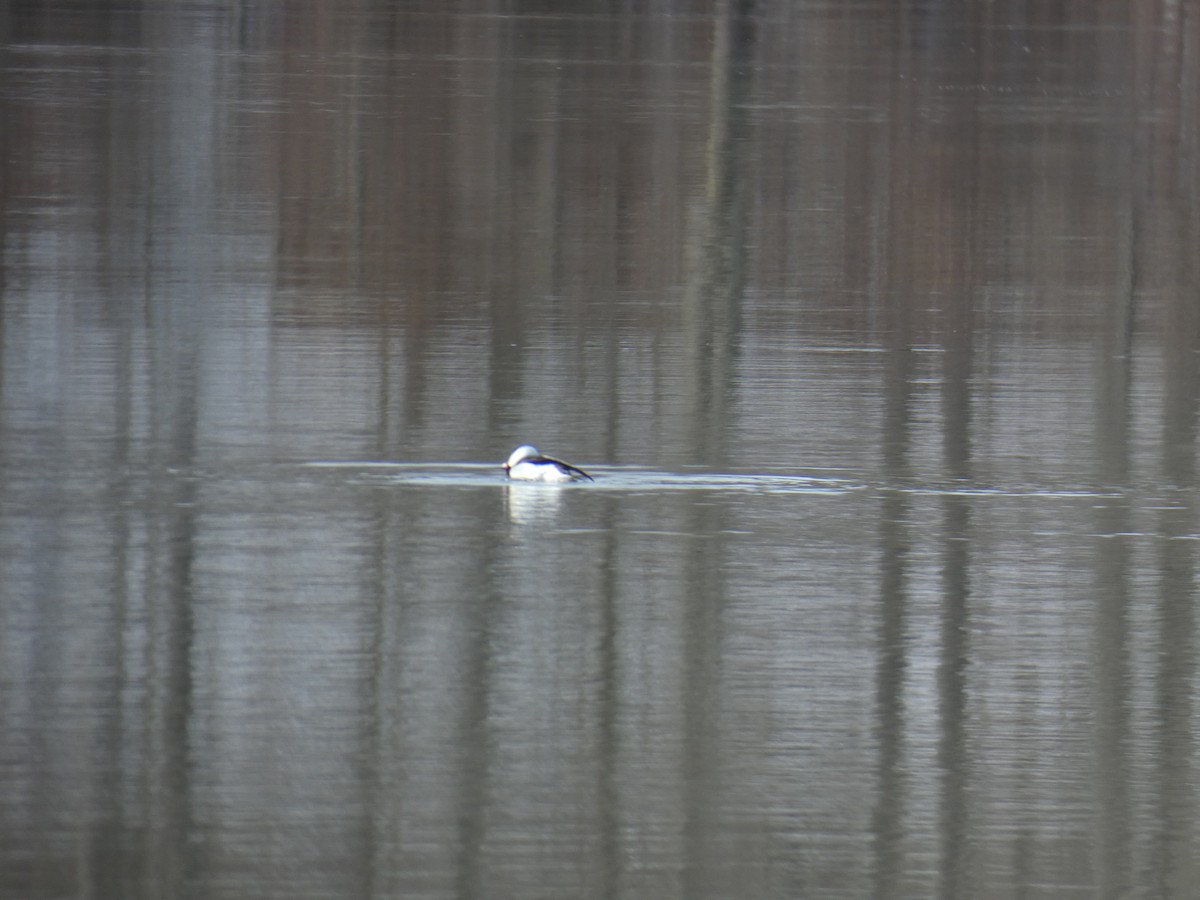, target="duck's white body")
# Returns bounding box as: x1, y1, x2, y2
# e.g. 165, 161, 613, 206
503, 445, 593, 483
